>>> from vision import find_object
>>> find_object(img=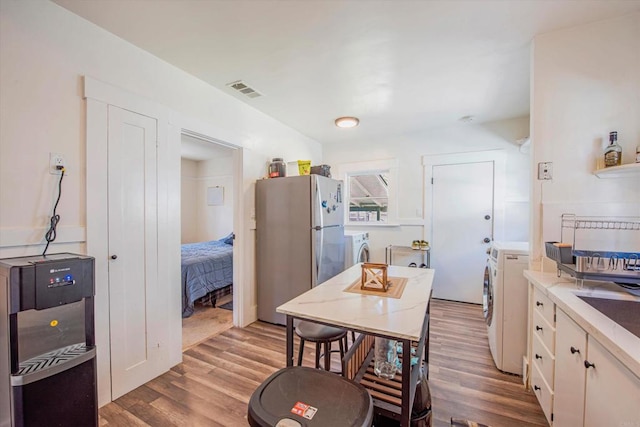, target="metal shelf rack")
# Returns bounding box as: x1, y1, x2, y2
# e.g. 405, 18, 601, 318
555, 214, 640, 287
385, 245, 430, 268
